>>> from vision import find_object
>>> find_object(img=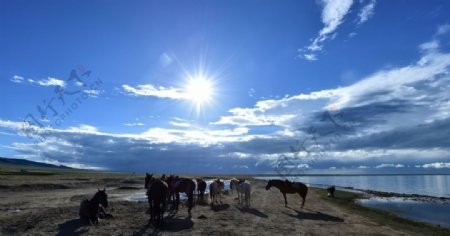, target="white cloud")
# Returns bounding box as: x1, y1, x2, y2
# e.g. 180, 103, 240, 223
83, 90, 101, 97
122, 84, 186, 99
375, 163, 405, 168
68, 124, 98, 133
437, 24, 450, 35
299, 0, 353, 59
10, 75, 24, 83
248, 88, 256, 97
9, 75, 65, 87
123, 122, 145, 126
358, 165, 369, 169
357, 0, 376, 25
422, 162, 450, 169
303, 54, 318, 61
36, 77, 65, 87
420, 40, 439, 52
169, 118, 192, 128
